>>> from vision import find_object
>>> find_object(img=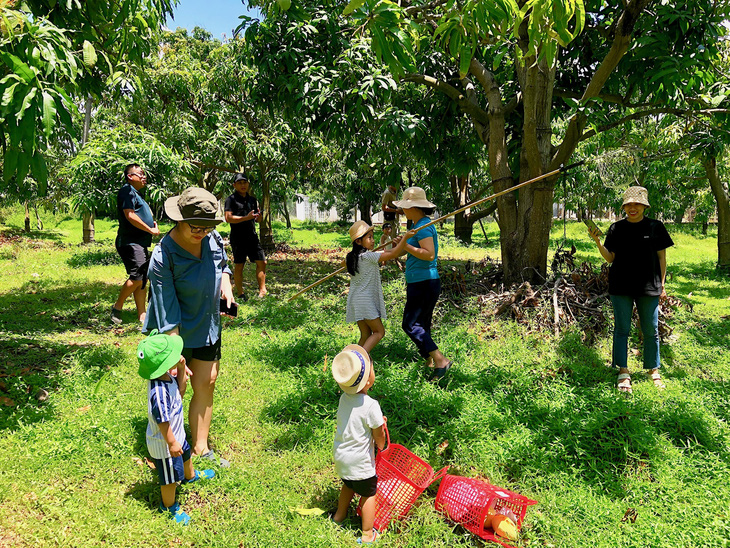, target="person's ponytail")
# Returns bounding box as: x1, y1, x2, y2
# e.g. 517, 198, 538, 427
346, 241, 367, 276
